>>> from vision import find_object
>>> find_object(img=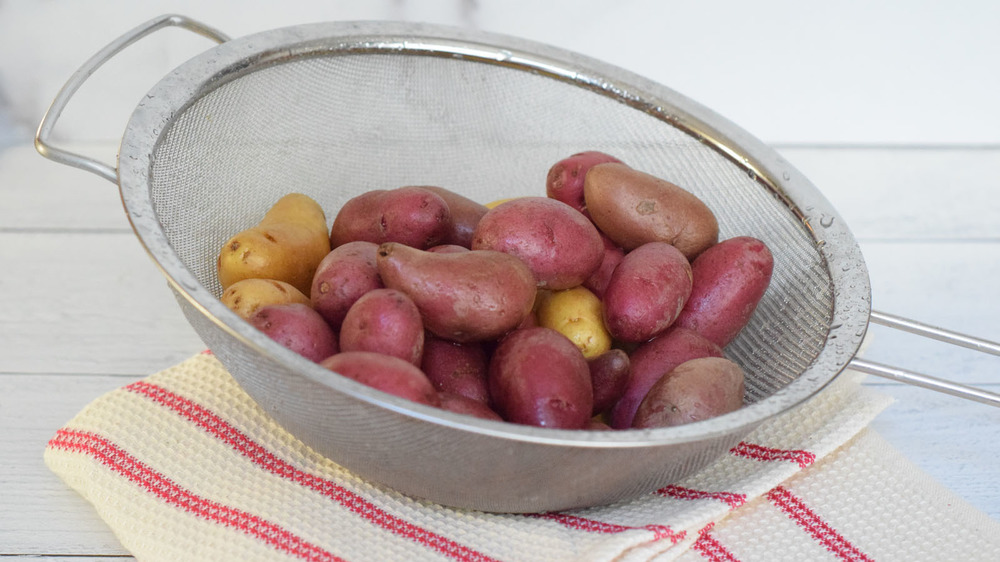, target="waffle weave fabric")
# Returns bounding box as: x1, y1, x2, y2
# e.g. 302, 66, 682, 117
44, 352, 1000, 561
